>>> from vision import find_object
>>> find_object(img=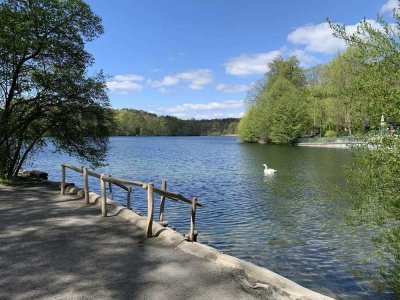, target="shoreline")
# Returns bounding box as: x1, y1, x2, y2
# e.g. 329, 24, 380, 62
295, 142, 365, 149
59, 180, 333, 299
1, 175, 335, 299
